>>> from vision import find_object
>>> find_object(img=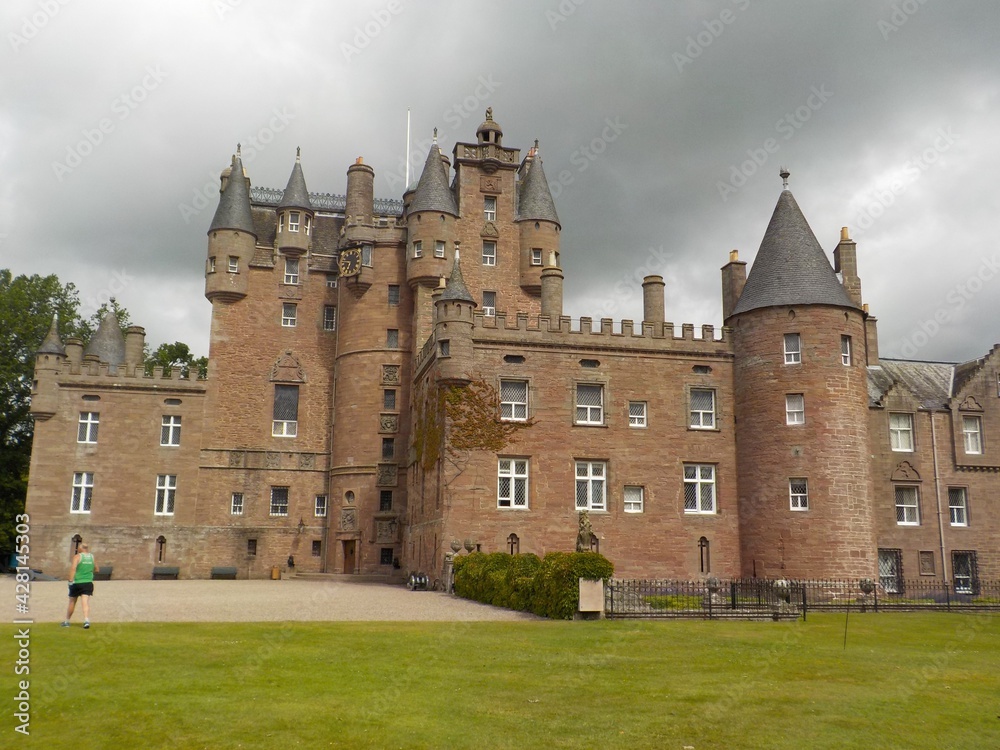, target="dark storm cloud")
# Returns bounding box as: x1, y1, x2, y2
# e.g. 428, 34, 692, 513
1, 0, 997, 363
